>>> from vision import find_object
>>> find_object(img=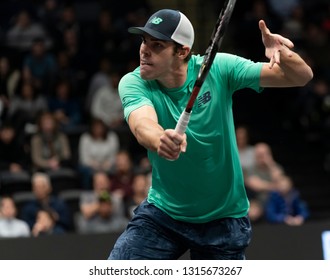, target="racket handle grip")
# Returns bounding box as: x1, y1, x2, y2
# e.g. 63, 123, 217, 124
175, 111, 191, 135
